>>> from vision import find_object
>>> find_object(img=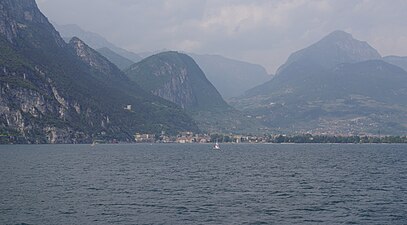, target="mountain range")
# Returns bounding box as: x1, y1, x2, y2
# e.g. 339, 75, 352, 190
231, 30, 407, 135
0, 0, 198, 143
54, 24, 272, 99
53, 23, 143, 63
